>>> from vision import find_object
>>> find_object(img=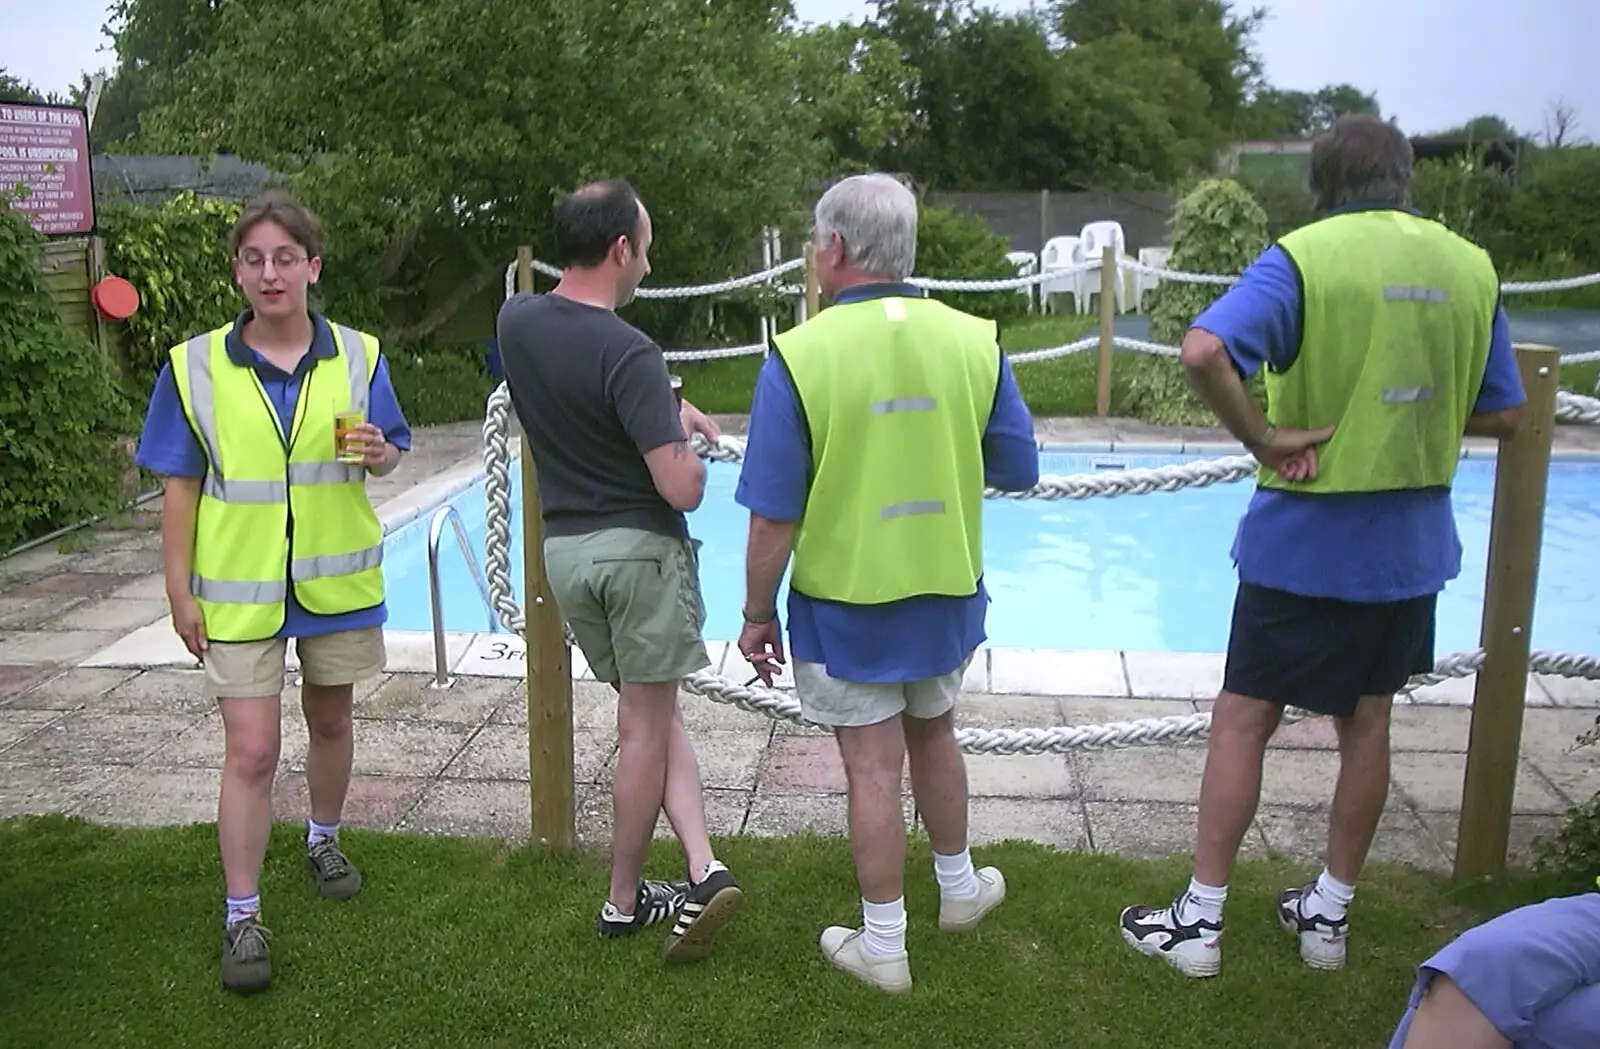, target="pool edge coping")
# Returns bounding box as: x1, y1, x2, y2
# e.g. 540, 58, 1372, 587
73, 626, 1591, 709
